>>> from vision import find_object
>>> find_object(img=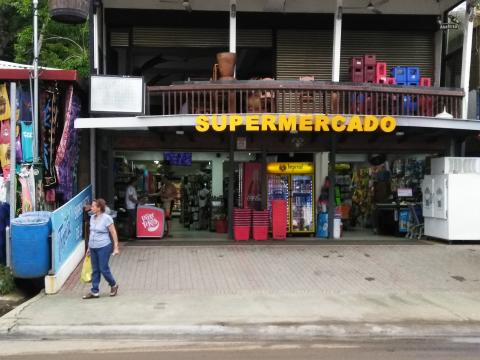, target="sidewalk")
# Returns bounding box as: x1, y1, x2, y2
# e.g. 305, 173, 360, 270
2, 243, 480, 339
